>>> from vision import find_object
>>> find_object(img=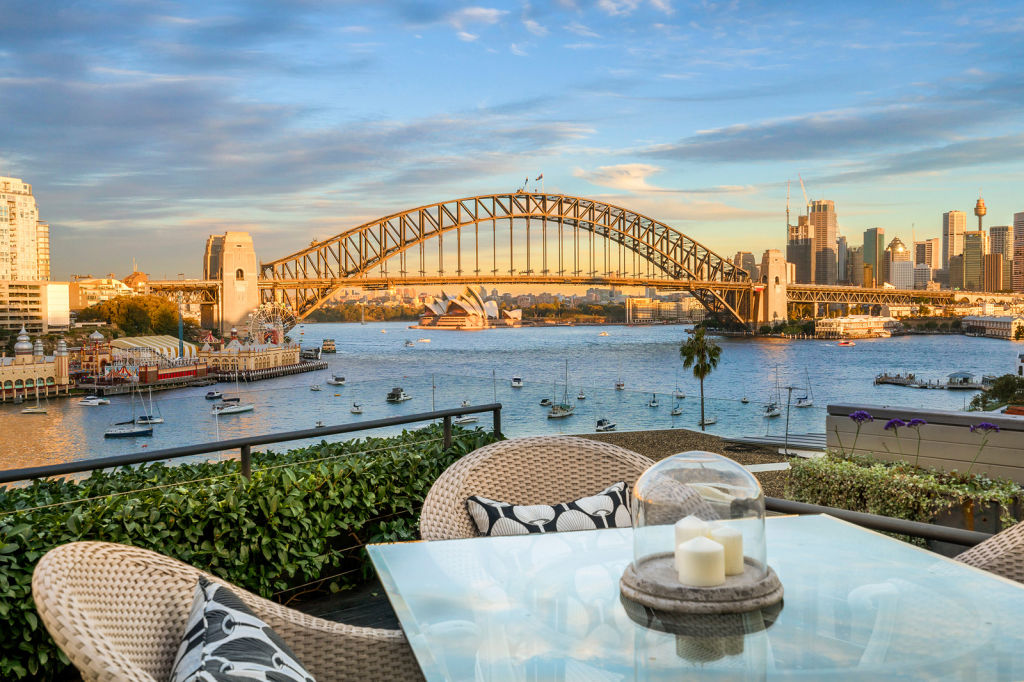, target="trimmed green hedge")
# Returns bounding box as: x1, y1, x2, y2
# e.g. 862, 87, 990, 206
0, 425, 499, 680
786, 453, 1020, 529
